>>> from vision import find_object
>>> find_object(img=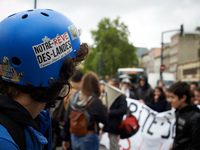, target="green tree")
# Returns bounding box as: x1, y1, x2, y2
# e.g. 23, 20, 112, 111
83, 17, 138, 78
